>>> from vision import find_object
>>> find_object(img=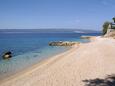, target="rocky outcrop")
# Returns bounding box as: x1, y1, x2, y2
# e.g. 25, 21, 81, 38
104, 22, 115, 38
80, 36, 96, 41
2, 51, 12, 59
104, 29, 115, 38
49, 41, 79, 46
80, 36, 92, 39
